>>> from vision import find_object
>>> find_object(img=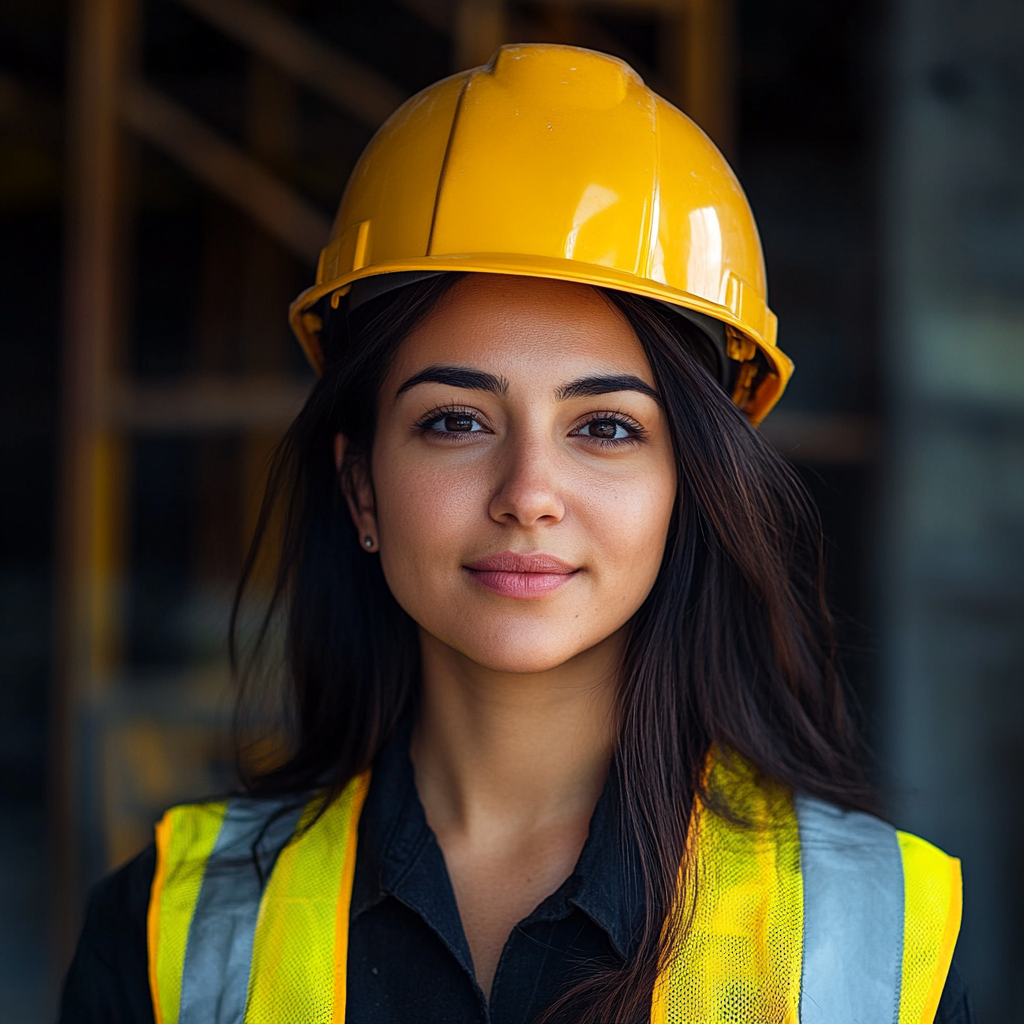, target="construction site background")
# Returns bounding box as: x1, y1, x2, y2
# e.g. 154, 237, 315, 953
0, 0, 1021, 1019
